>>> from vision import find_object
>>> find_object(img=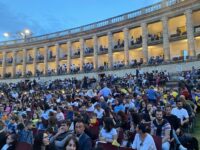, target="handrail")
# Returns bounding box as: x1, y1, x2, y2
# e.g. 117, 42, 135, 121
0, 0, 187, 47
